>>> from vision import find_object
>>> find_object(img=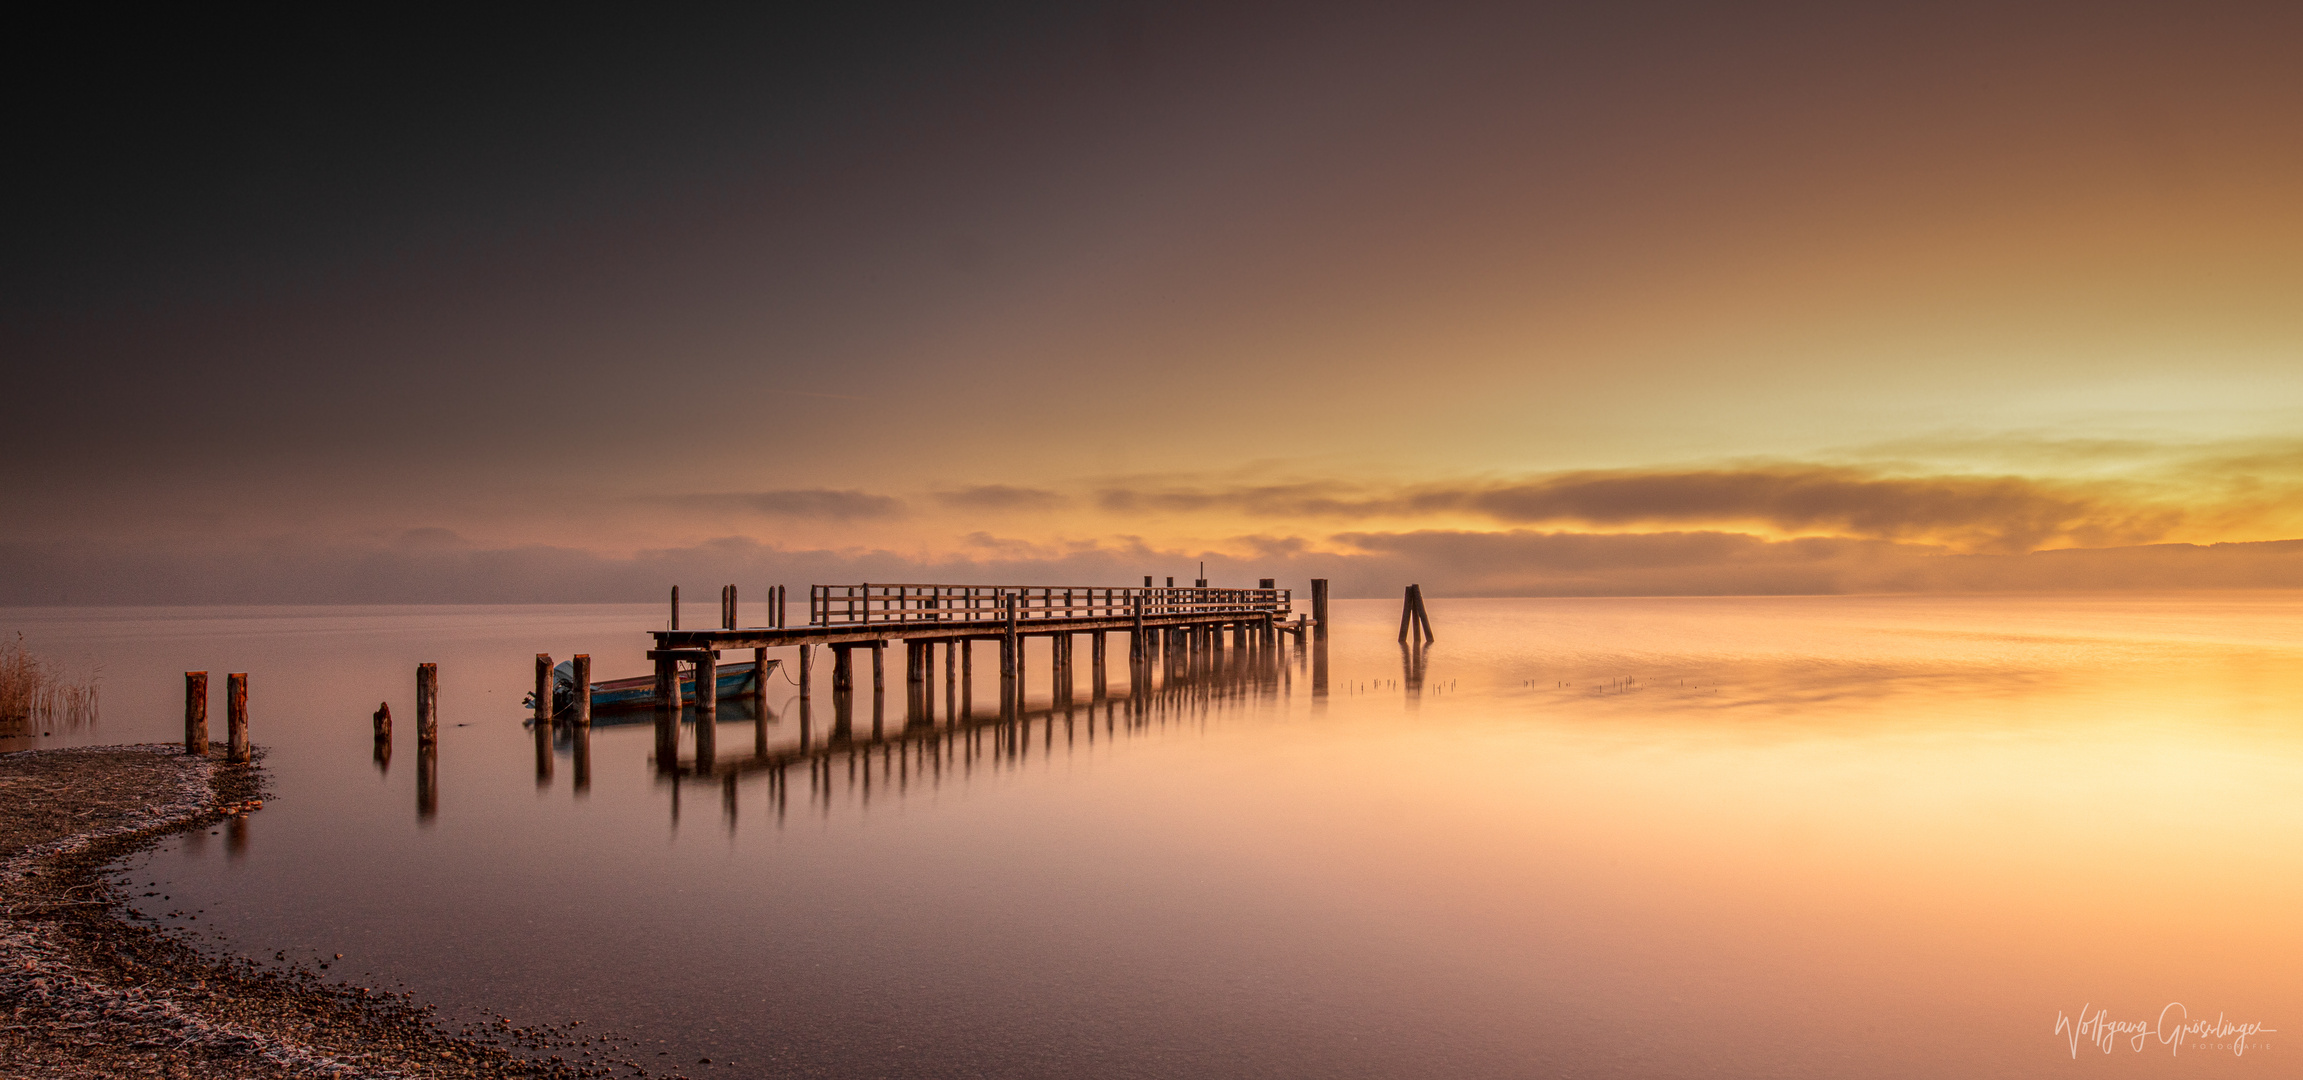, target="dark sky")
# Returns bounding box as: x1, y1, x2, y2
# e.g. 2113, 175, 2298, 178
8, 3, 2303, 601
